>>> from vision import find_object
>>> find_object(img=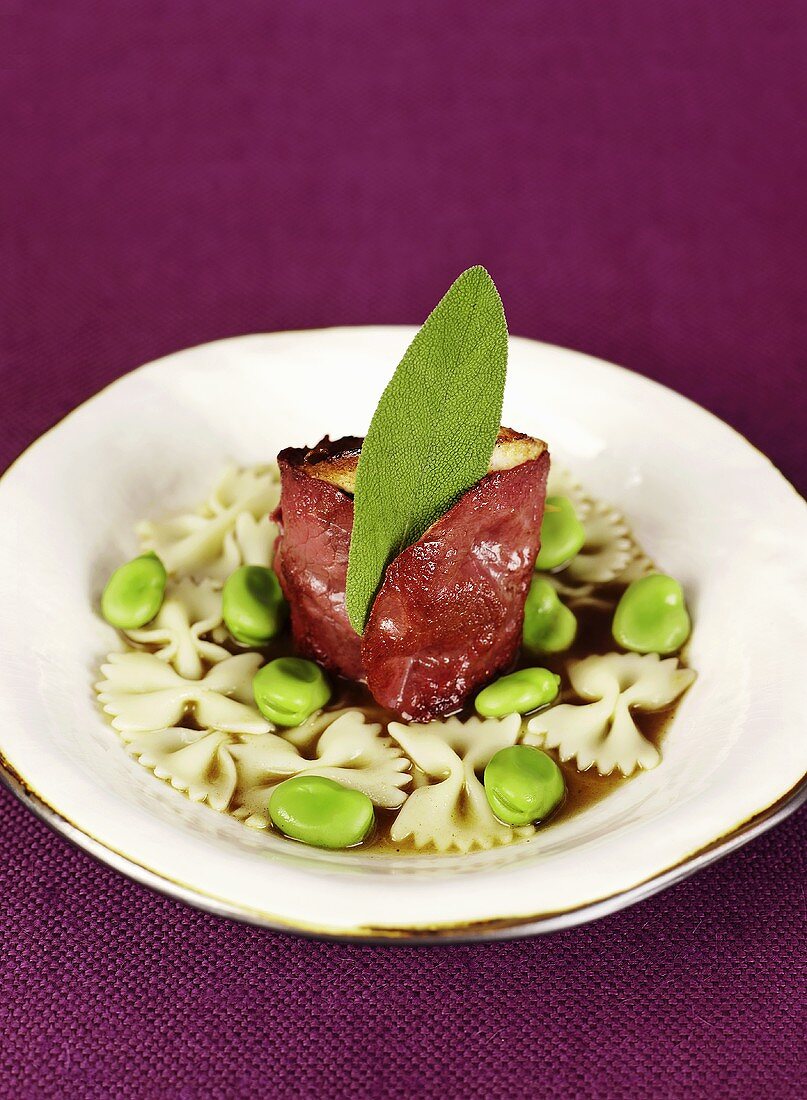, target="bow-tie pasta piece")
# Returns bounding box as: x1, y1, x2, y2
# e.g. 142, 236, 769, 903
137, 464, 280, 581
124, 727, 238, 811
222, 512, 279, 571
561, 502, 632, 585
125, 578, 228, 679
525, 652, 696, 776
387, 715, 532, 853
542, 468, 652, 589
306, 712, 411, 805
230, 710, 411, 829
544, 549, 654, 612
97, 652, 271, 735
